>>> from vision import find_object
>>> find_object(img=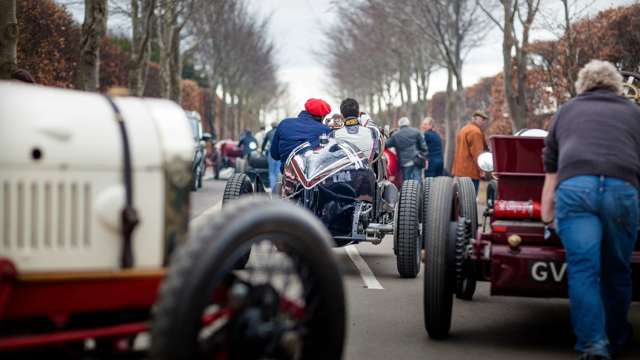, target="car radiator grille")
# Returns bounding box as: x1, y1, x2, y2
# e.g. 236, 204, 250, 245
1, 180, 92, 252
